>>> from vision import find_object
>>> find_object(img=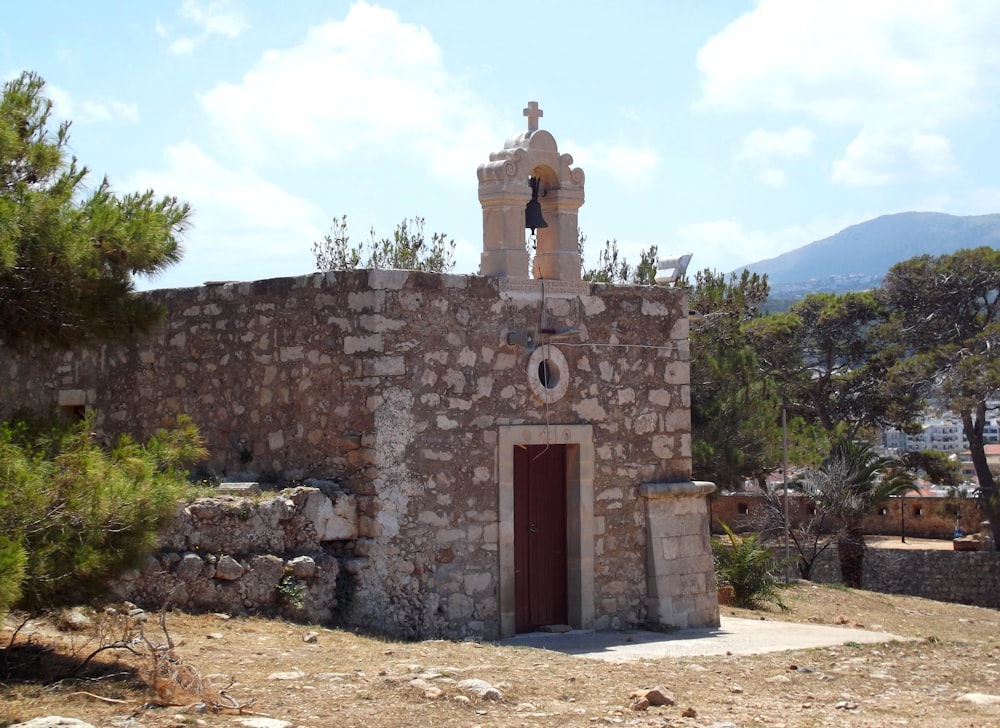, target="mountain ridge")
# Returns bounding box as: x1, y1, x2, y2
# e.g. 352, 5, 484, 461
738, 212, 1000, 298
